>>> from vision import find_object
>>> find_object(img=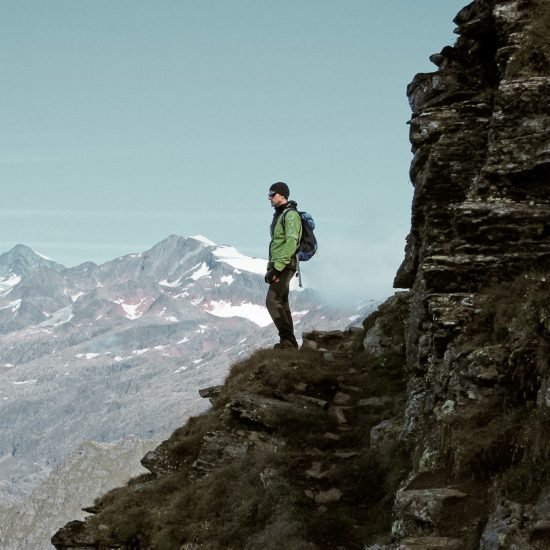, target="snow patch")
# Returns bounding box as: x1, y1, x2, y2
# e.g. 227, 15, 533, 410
190, 234, 217, 246
114, 297, 150, 320
178, 337, 190, 344
122, 302, 145, 320
0, 299, 21, 313
220, 274, 234, 285
0, 275, 21, 295
71, 291, 86, 302
13, 379, 38, 385
76, 353, 101, 360
174, 365, 188, 374
0, 287, 13, 298
189, 263, 212, 281
159, 276, 184, 288
205, 300, 272, 327
212, 245, 266, 275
